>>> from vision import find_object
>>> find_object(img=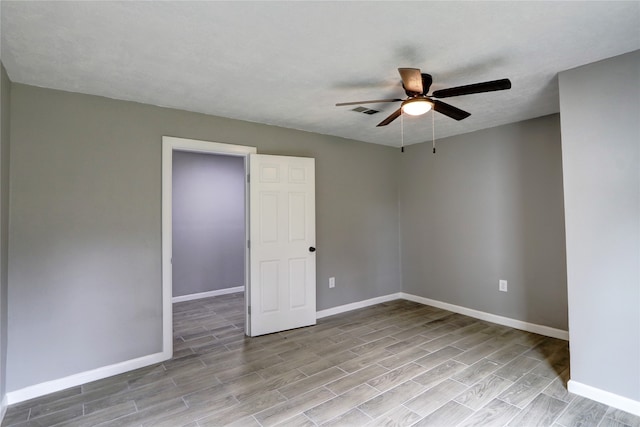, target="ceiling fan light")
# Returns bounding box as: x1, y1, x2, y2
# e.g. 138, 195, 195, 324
401, 98, 432, 116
